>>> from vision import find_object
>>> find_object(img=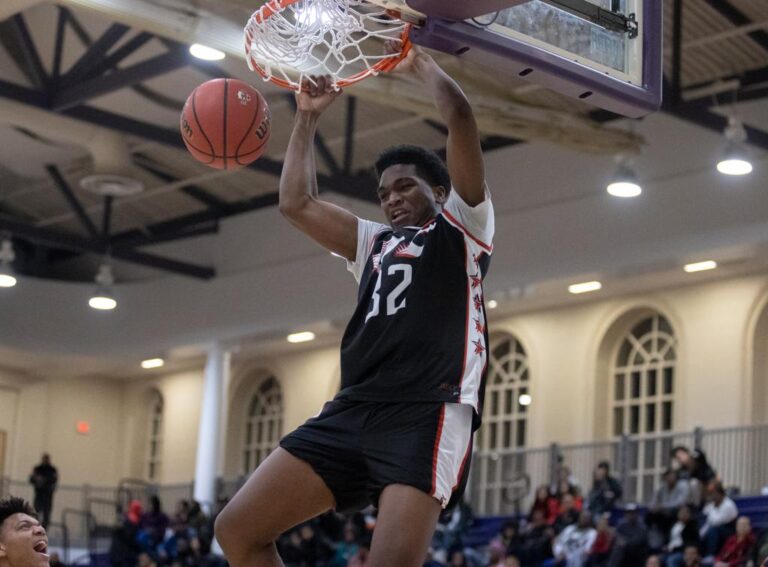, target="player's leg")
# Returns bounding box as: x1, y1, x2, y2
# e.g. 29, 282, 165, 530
214, 448, 334, 567
367, 484, 442, 567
